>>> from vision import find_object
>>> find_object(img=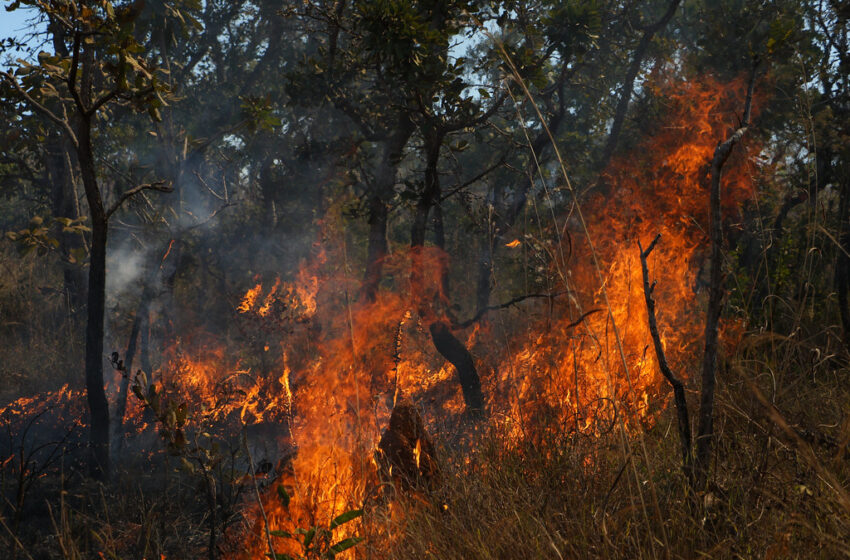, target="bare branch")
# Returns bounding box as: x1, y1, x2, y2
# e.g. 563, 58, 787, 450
193, 170, 228, 202
441, 151, 507, 202
67, 29, 86, 114
106, 180, 173, 220
183, 202, 235, 231
458, 290, 593, 328
639, 234, 693, 481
